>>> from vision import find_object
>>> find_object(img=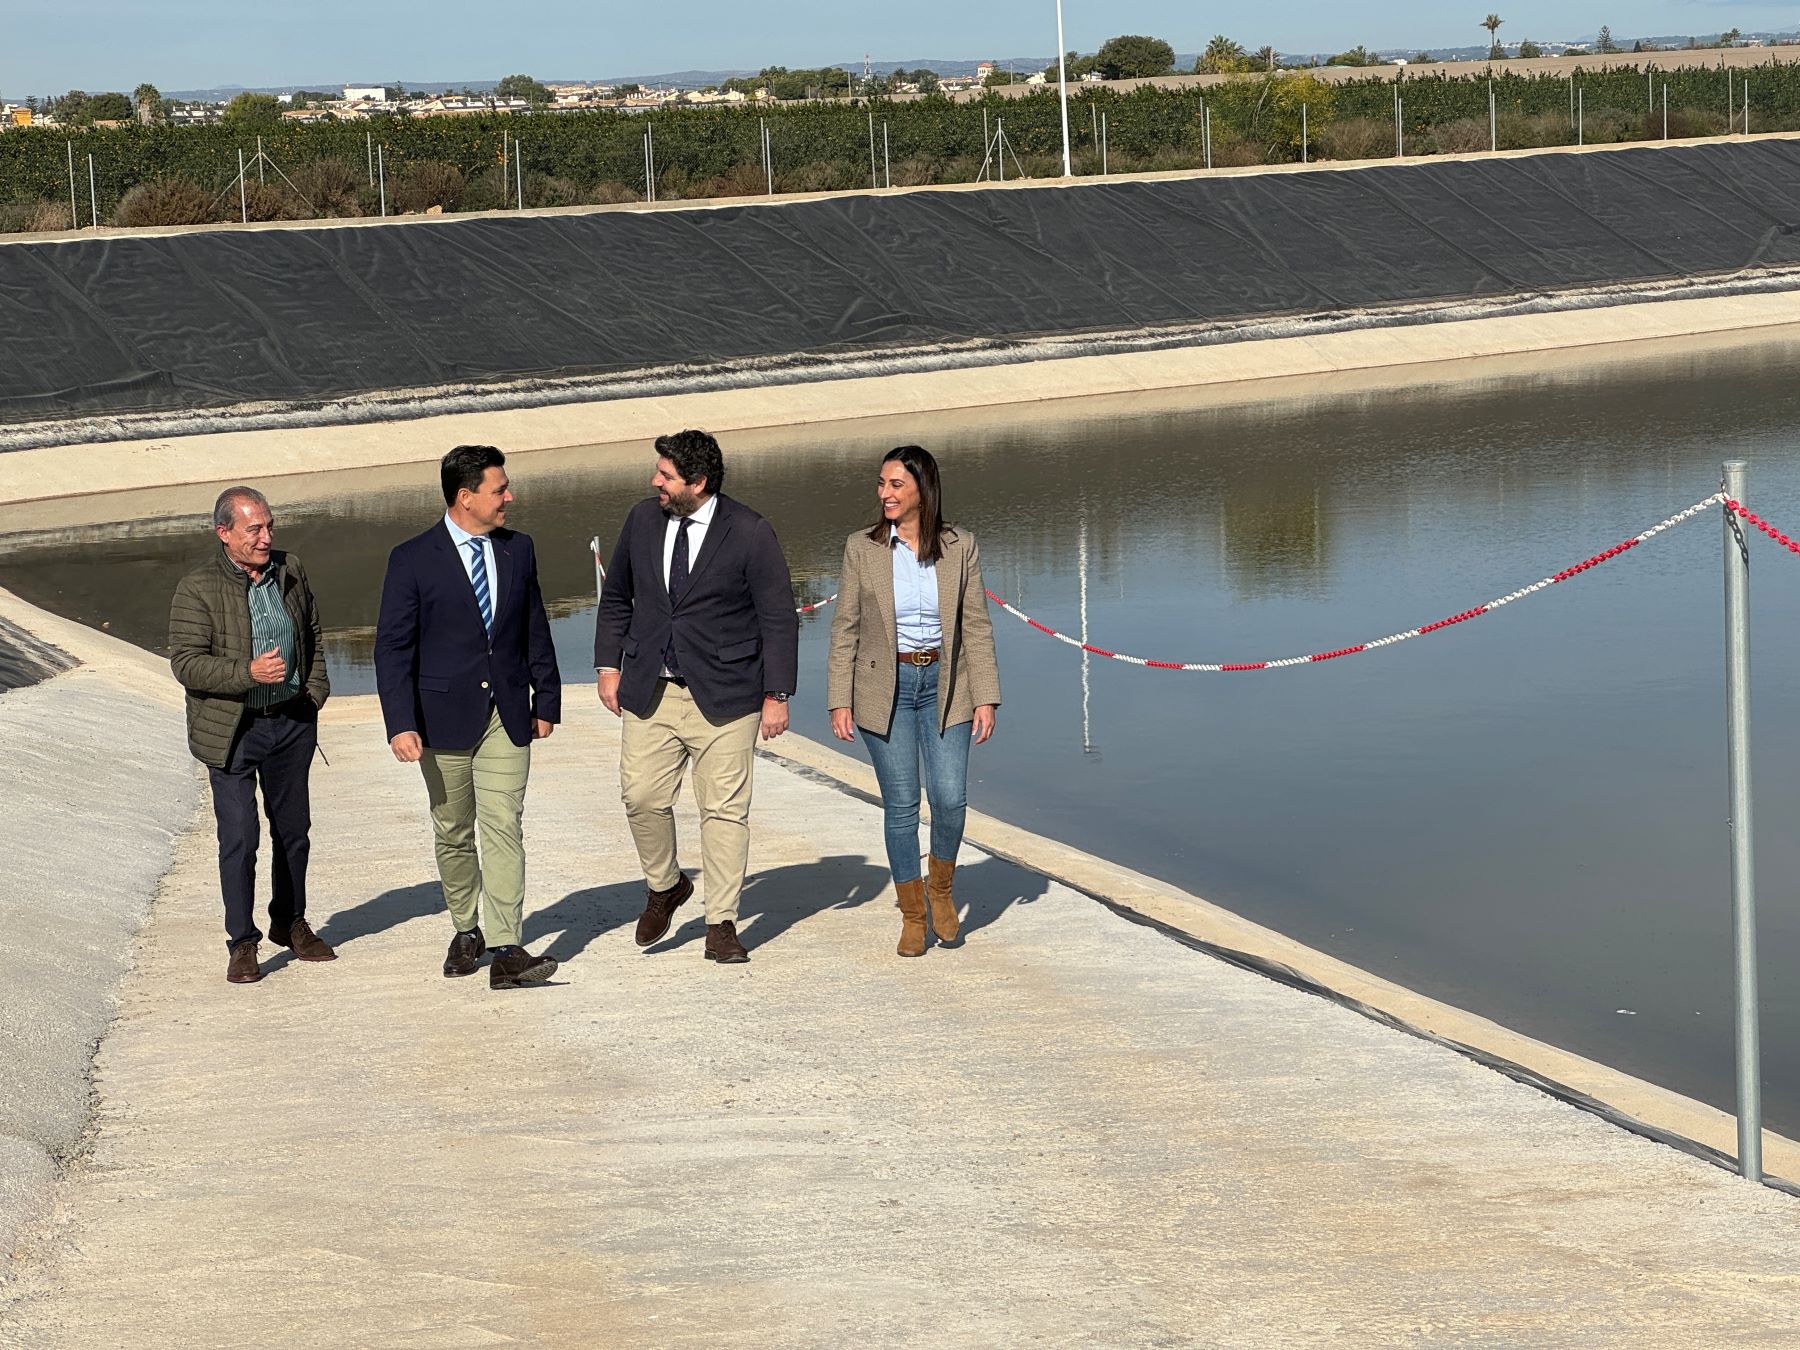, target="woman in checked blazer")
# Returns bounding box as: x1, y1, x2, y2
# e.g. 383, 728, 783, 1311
827, 446, 1001, 957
